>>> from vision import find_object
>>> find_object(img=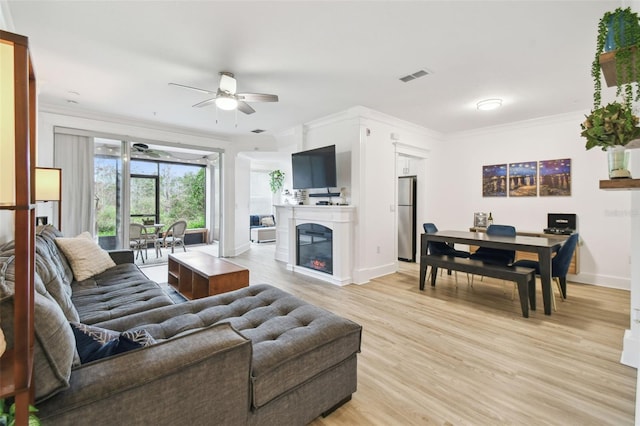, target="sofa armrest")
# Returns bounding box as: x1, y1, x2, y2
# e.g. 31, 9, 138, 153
37, 323, 252, 425
108, 249, 134, 265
